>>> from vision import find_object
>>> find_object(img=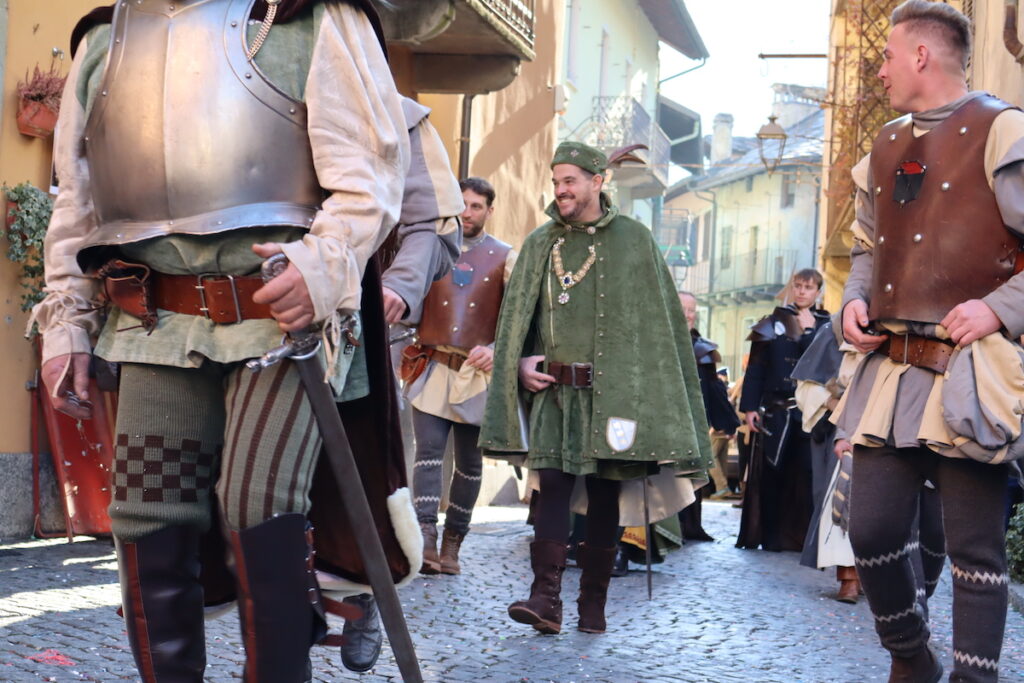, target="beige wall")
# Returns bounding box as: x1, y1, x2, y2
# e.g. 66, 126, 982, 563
421, 0, 564, 248
0, 1, 95, 454
971, 1, 1024, 103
